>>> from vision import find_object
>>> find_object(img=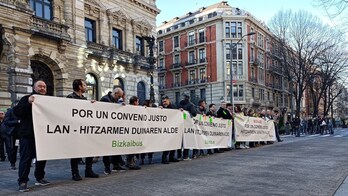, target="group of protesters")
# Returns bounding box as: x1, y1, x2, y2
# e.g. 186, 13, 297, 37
0, 79, 286, 192
286, 115, 335, 137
